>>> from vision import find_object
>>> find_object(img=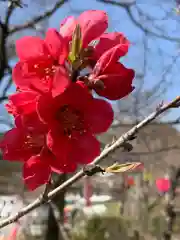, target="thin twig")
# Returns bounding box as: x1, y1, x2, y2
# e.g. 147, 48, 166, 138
0, 0, 16, 82
9, 0, 68, 34
111, 119, 180, 128
5, 0, 16, 25
1, 76, 12, 100
0, 96, 9, 103
0, 96, 179, 229
98, 0, 180, 43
